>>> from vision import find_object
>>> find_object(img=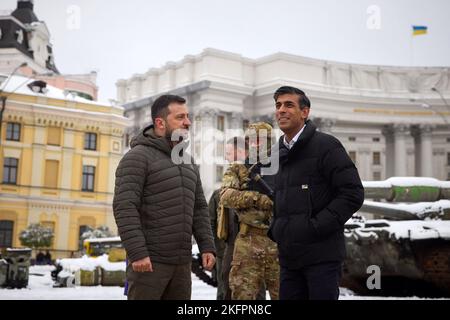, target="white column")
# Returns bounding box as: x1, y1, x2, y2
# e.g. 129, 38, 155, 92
382, 126, 395, 178
358, 148, 371, 181
393, 124, 410, 176
419, 125, 434, 177
317, 118, 336, 134
230, 112, 243, 131
196, 108, 218, 200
